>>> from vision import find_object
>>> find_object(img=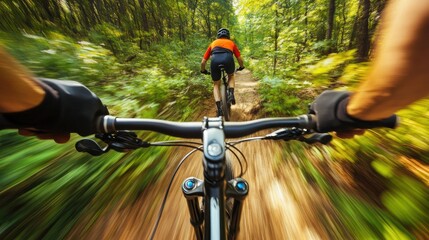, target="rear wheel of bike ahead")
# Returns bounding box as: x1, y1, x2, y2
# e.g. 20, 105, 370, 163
220, 83, 231, 121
